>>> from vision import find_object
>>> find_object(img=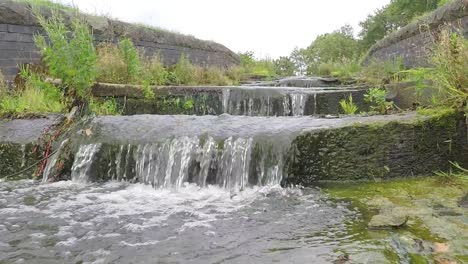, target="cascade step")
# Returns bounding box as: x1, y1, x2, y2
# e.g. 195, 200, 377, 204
92, 83, 370, 116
